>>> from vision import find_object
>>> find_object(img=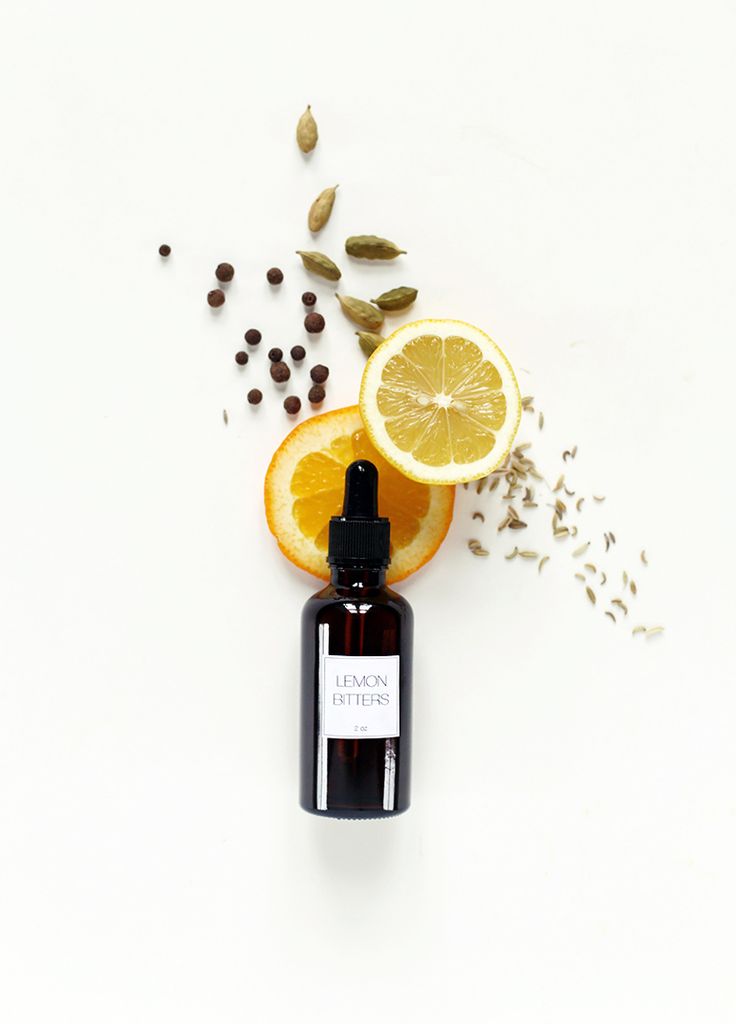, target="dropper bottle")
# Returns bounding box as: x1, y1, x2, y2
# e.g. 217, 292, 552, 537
300, 460, 413, 818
